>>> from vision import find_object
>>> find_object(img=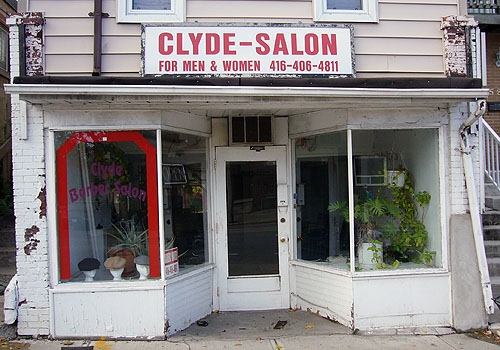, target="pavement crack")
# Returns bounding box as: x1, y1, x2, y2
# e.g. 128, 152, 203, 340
165, 339, 191, 349
435, 335, 458, 350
